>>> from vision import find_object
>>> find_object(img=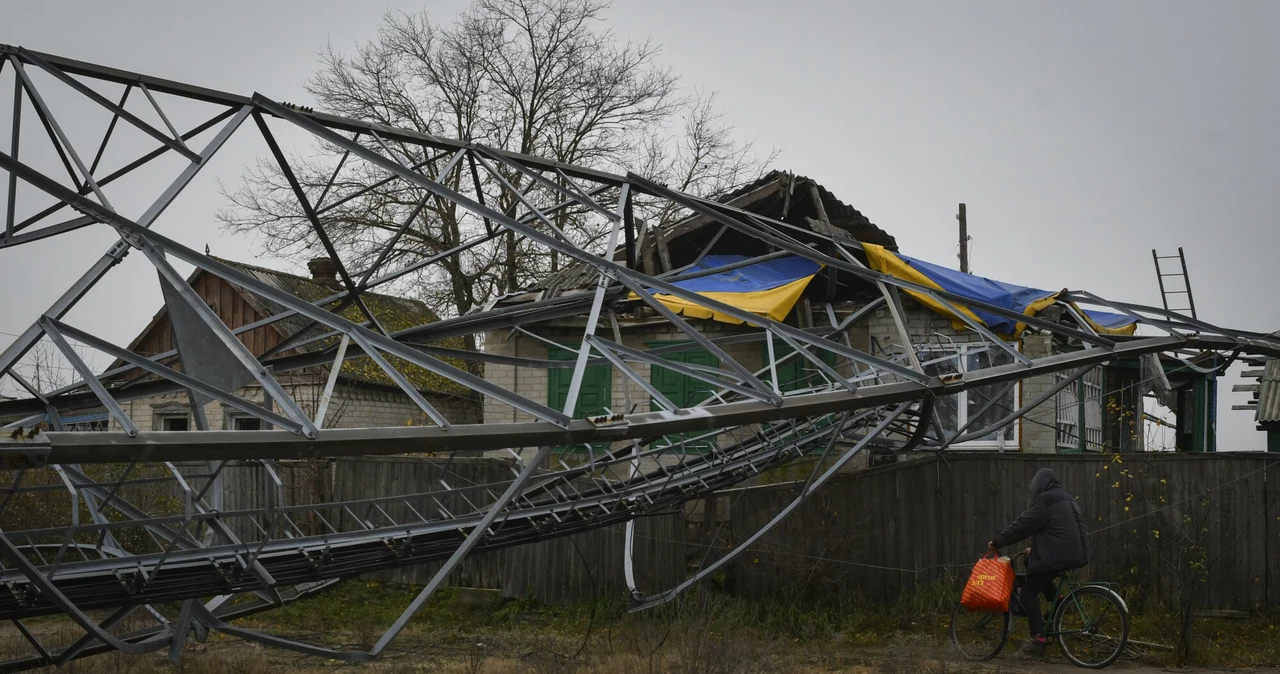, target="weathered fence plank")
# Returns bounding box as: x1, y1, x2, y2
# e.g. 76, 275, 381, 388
210, 455, 686, 604
729, 453, 1280, 610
